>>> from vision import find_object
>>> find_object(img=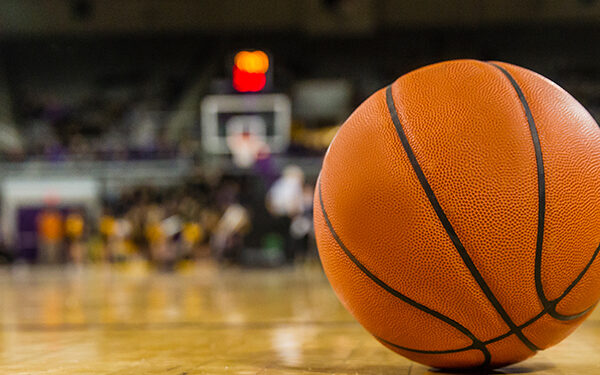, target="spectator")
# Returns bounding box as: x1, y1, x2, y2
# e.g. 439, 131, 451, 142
211, 203, 251, 264
65, 209, 86, 264
266, 165, 306, 263
37, 207, 64, 263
